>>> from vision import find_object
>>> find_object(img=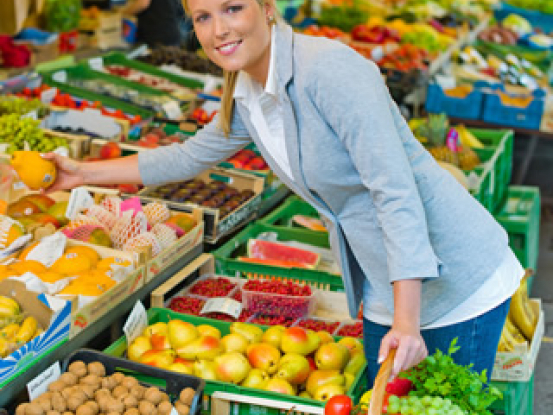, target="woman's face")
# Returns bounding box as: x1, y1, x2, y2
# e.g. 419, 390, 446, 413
187, 0, 273, 82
